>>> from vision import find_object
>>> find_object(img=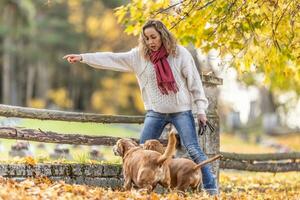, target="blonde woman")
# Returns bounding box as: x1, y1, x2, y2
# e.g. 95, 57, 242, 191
64, 20, 217, 195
